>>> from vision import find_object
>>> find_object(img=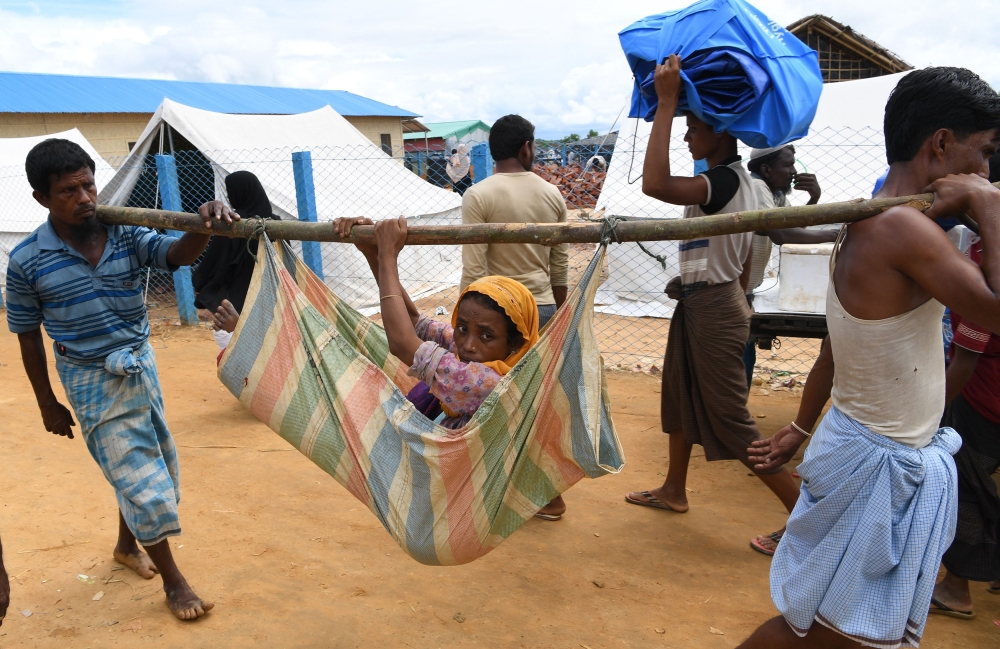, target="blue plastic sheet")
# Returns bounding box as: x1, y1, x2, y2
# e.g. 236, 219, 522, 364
620, 0, 823, 148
